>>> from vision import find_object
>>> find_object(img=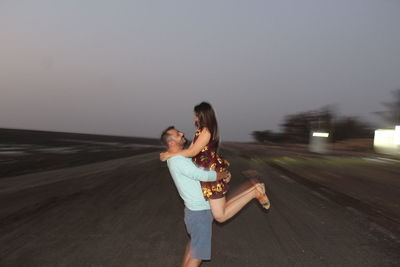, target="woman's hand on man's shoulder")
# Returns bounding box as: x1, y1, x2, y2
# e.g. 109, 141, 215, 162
160, 152, 169, 162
